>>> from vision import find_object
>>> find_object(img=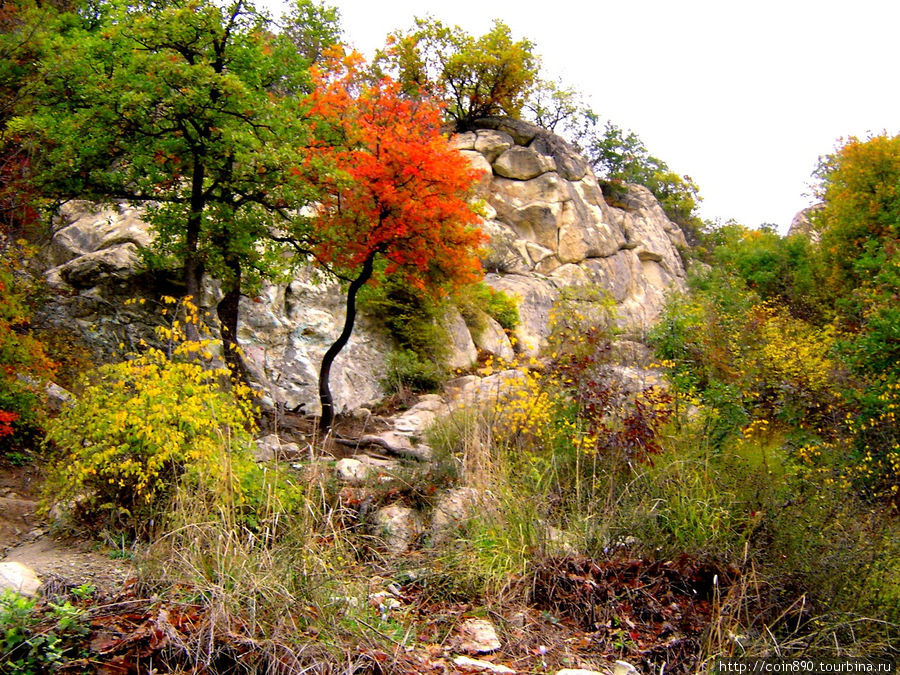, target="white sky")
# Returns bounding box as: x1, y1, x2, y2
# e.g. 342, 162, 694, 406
285, 0, 900, 232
